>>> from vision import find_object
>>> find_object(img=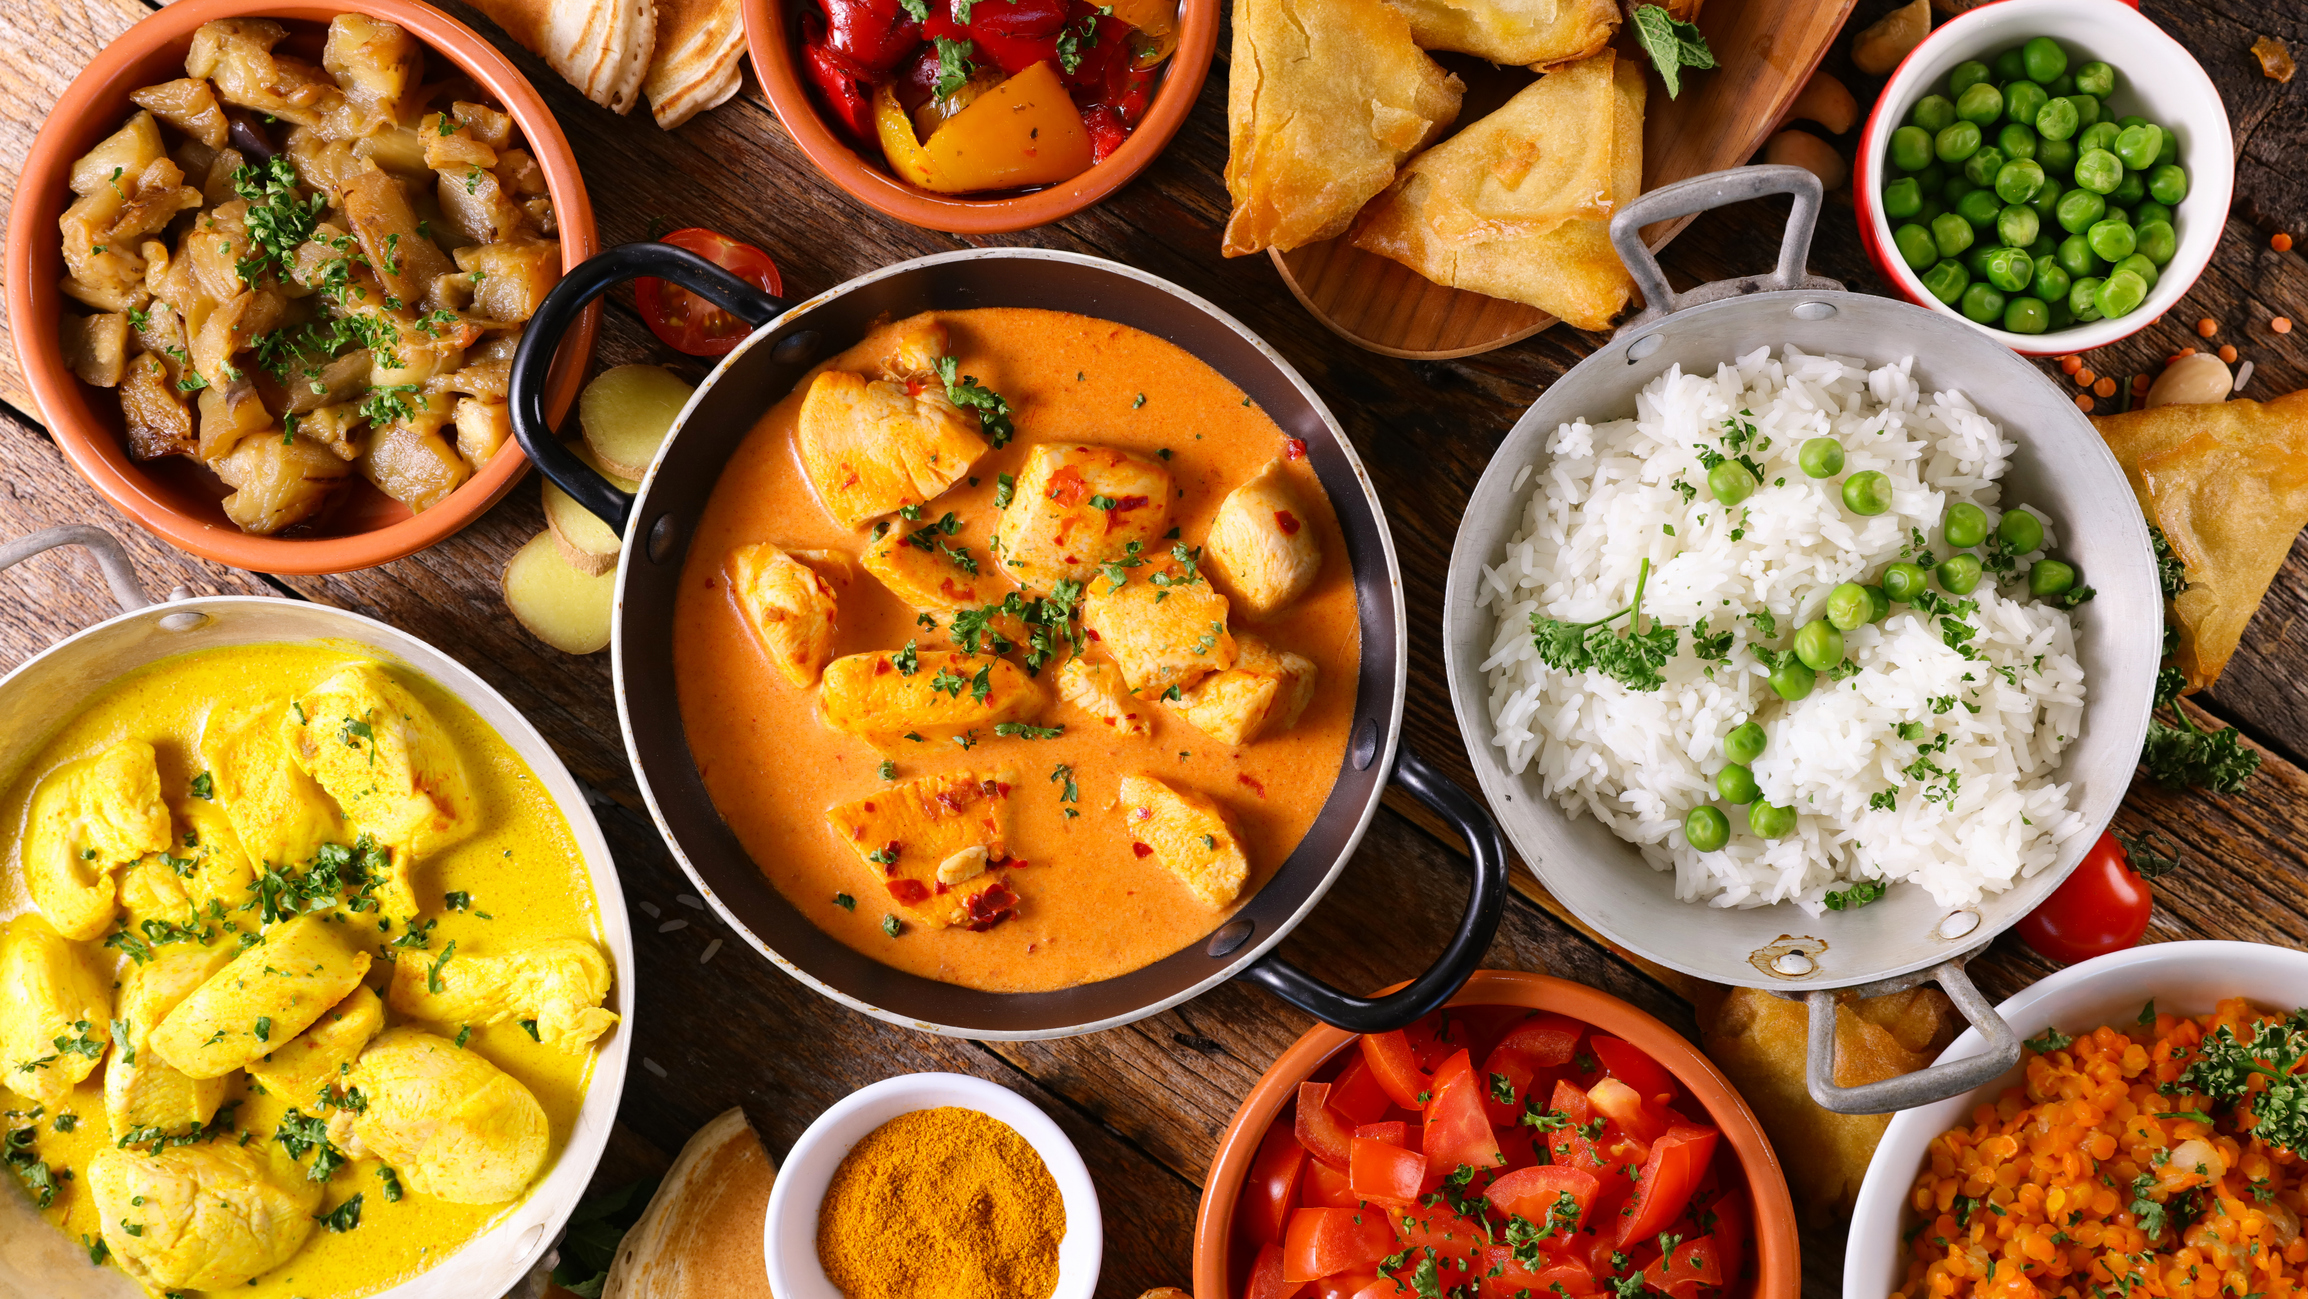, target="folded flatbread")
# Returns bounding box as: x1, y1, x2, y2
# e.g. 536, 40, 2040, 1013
645, 0, 747, 129
1384, 0, 1620, 67
1223, 0, 1466, 257
602, 1108, 775, 1298
2095, 390, 2308, 691
470, 0, 656, 115
1348, 50, 1642, 329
